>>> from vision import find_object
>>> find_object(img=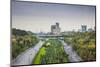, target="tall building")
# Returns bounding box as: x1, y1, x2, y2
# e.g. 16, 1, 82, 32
51, 23, 61, 35
81, 25, 87, 32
